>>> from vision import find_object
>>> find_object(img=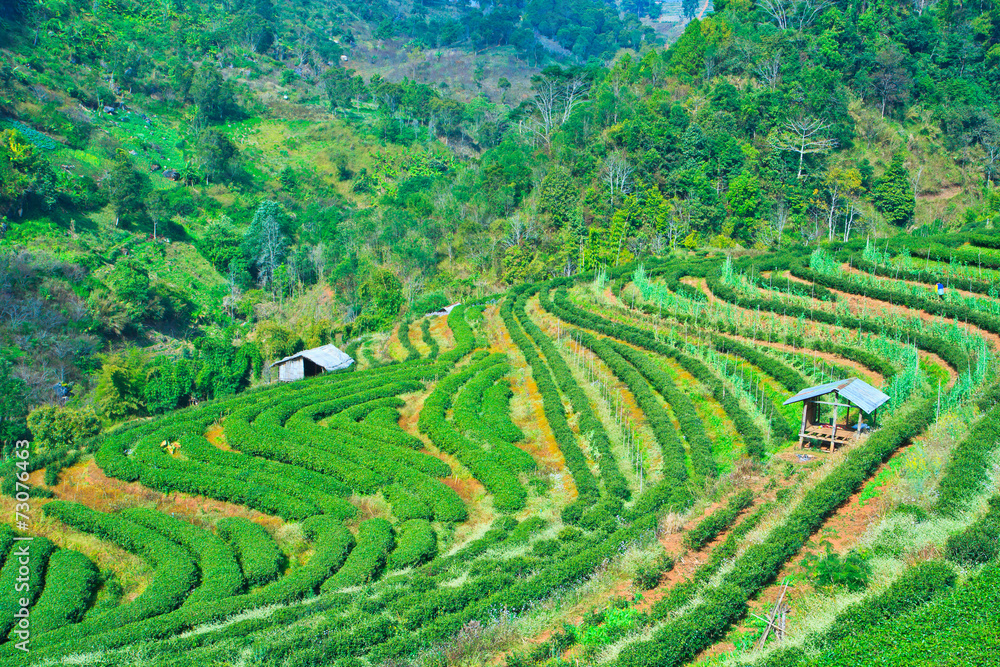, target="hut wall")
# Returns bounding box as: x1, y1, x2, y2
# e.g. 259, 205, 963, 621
278, 358, 305, 382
